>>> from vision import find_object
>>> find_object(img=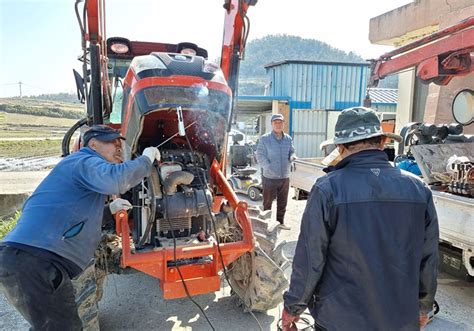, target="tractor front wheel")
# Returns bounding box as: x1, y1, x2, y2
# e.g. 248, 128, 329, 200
227, 207, 289, 312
